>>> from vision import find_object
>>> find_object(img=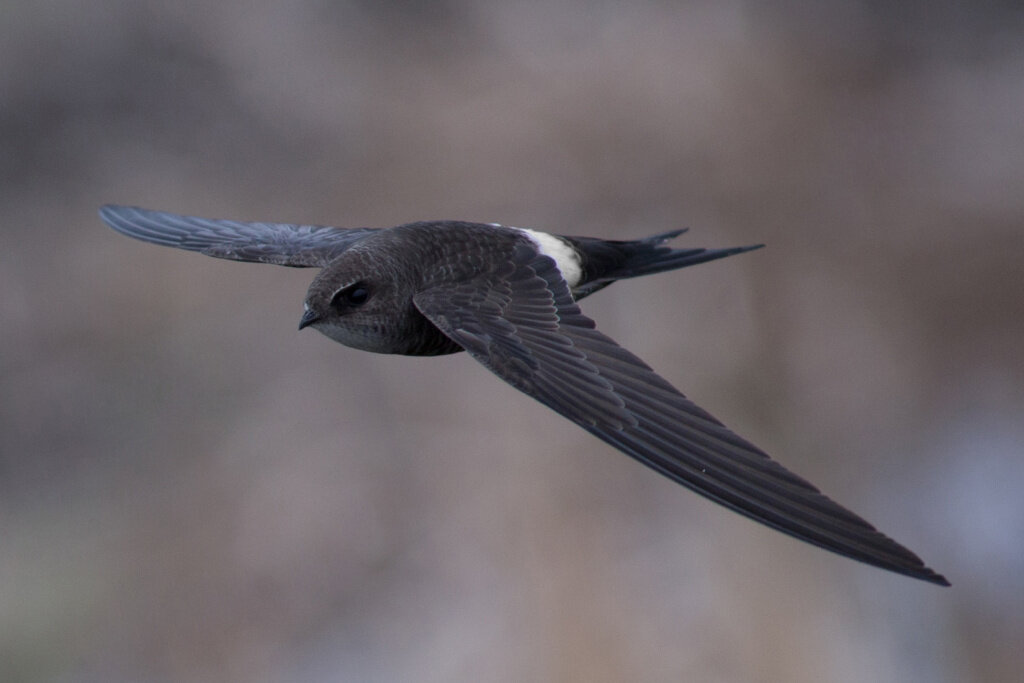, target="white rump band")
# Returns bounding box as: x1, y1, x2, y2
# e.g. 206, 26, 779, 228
517, 228, 583, 288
